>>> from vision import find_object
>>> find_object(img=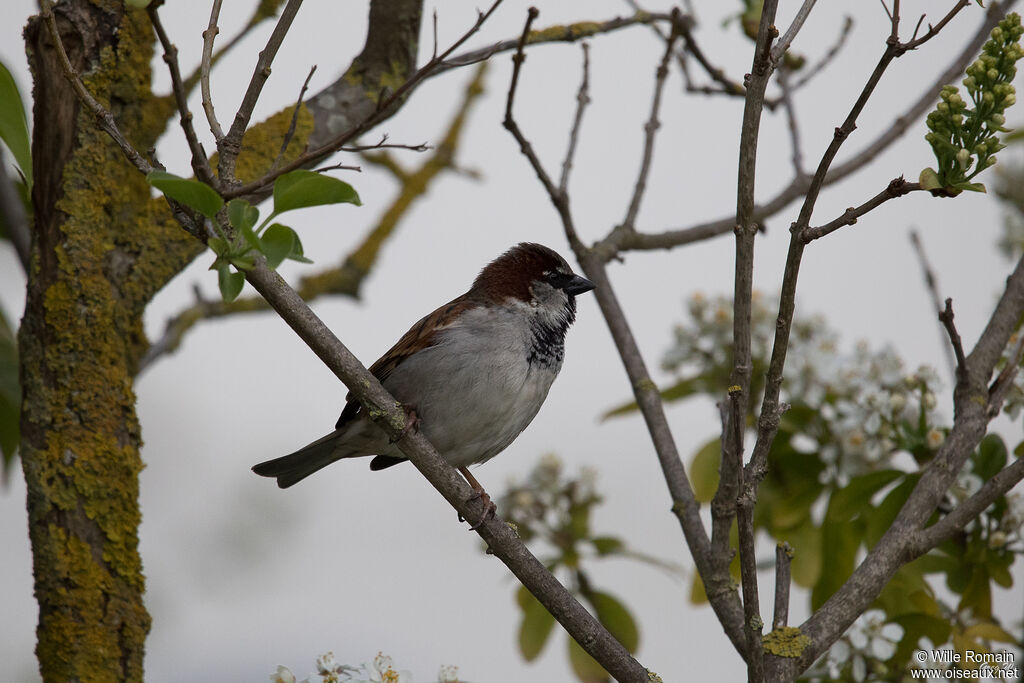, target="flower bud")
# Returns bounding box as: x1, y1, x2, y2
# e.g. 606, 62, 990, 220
956, 148, 971, 169
991, 26, 1004, 42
